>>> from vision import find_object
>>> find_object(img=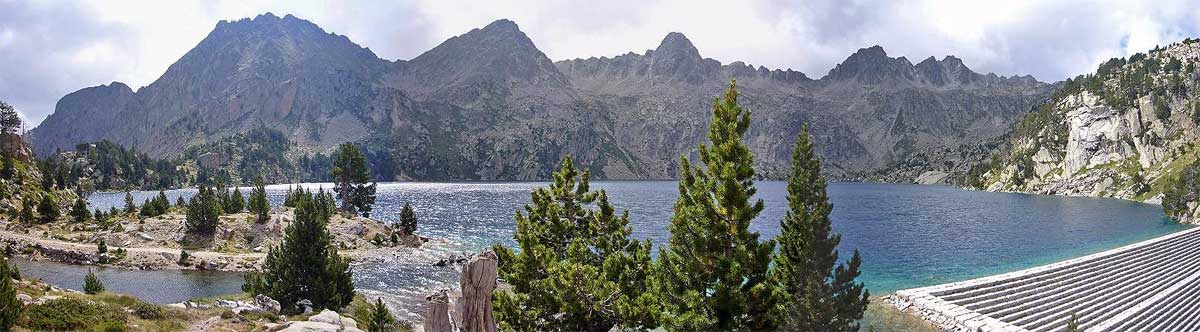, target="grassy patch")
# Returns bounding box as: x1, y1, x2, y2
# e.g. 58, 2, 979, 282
1140, 149, 1200, 201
